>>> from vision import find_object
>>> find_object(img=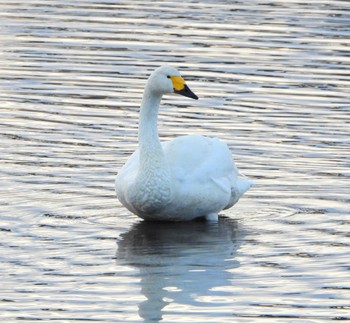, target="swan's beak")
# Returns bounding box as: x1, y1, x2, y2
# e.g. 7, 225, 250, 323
171, 76, 198, 100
